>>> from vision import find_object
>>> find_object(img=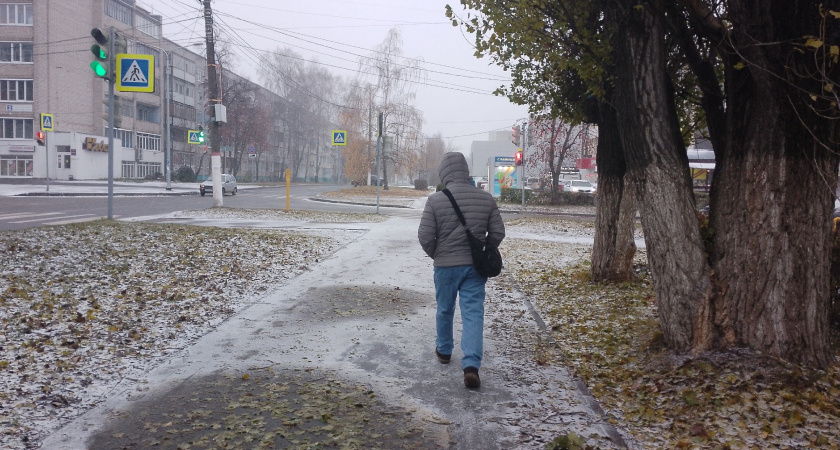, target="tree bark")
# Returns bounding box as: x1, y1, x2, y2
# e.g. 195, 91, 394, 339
708, 1, 838, 368
608, 0, 714, 352
591, 99, 637, 281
